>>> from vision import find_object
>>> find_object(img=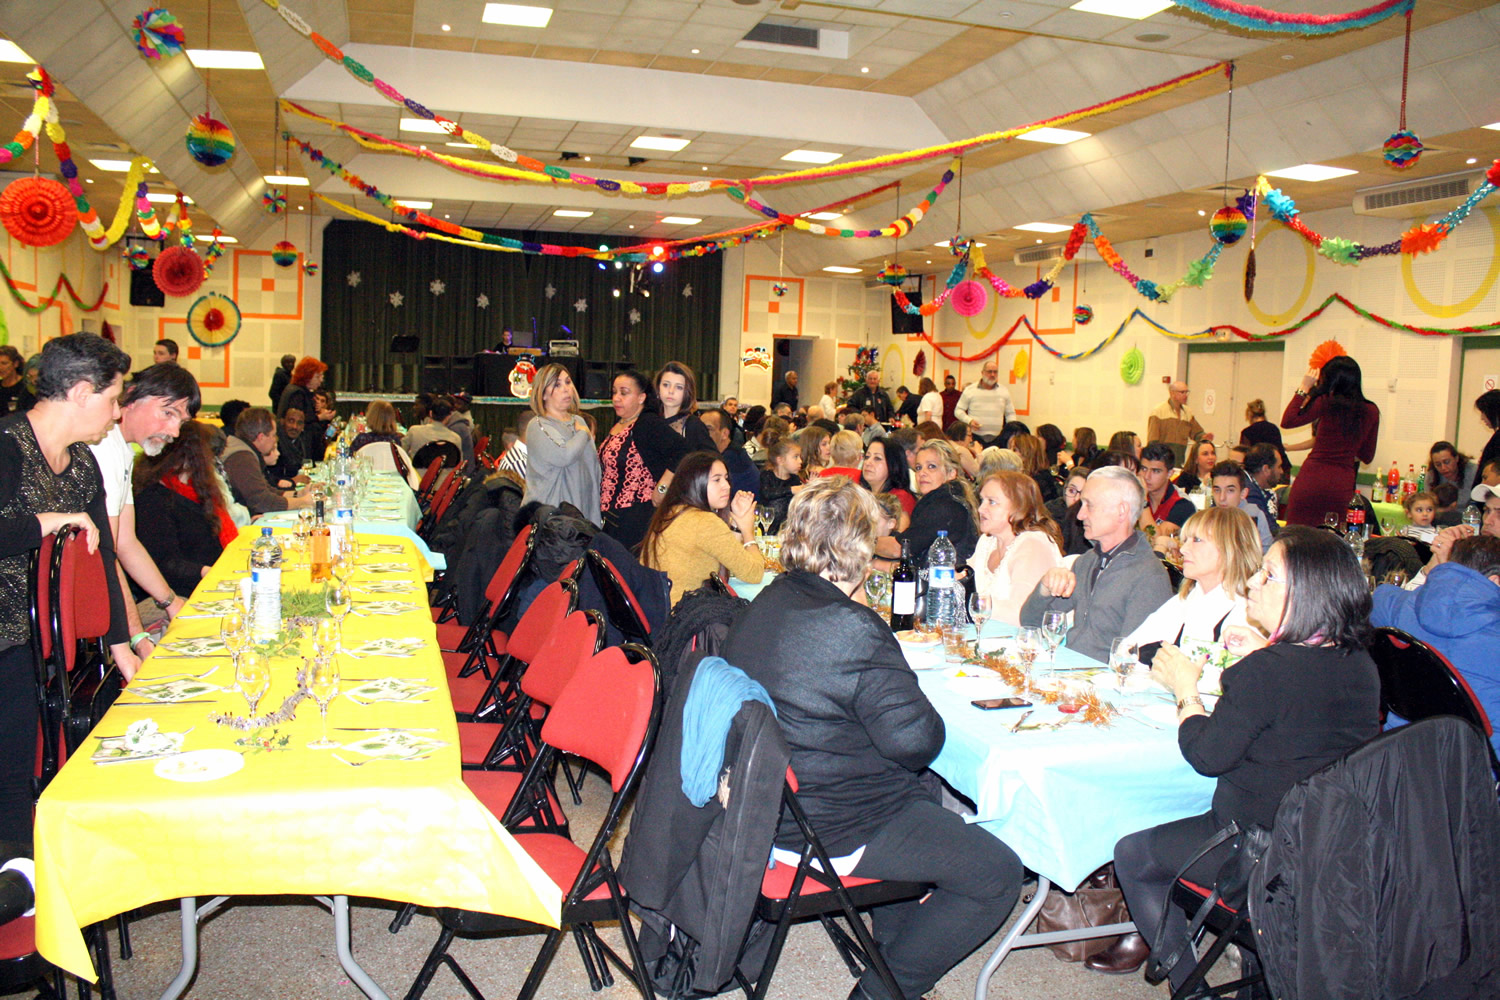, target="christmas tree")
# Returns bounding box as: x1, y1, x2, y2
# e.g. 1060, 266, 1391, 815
841, 346, 880, 397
